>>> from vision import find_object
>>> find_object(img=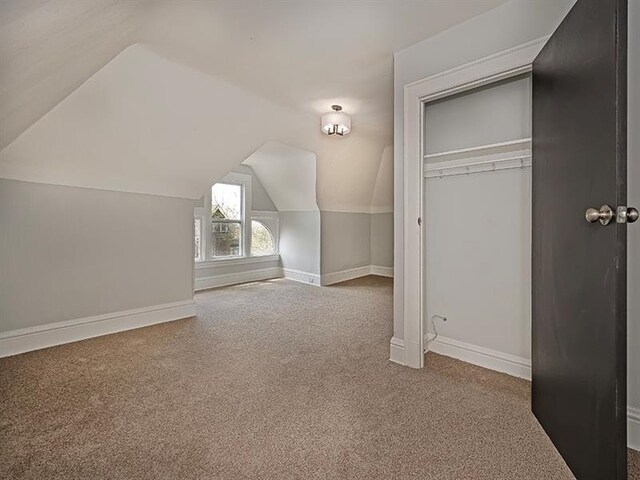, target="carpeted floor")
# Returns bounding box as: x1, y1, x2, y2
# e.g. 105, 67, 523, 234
1, 276, 638, 479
